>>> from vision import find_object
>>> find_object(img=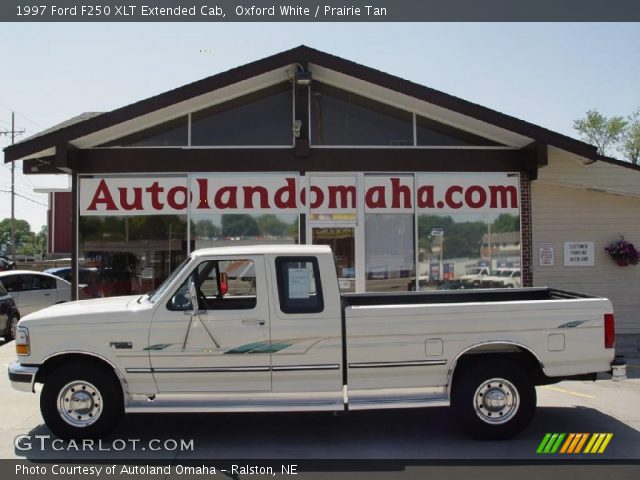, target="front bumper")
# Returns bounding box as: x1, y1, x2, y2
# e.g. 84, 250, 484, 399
8, 362, 38, 393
